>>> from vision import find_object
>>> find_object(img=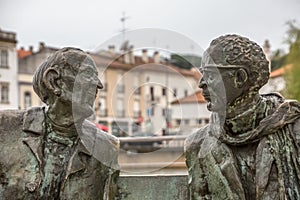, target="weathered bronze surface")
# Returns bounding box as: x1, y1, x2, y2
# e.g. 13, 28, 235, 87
185, 35, 300, 199
0, 47, 119, 199
116, 175, 189, 200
